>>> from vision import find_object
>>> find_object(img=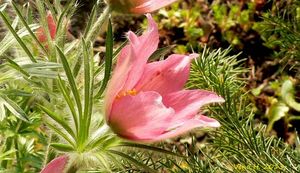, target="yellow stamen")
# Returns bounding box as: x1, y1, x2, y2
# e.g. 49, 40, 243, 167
116, 89, 137, 99
127, 89, 137, 95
